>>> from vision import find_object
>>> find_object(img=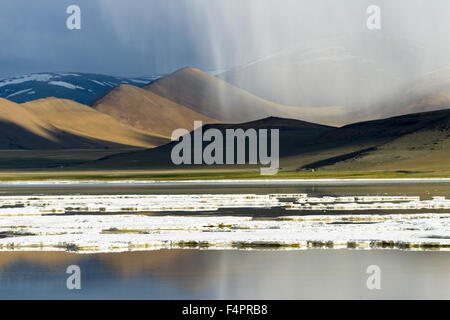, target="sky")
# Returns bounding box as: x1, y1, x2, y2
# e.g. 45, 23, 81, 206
1, 0, 450, 78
